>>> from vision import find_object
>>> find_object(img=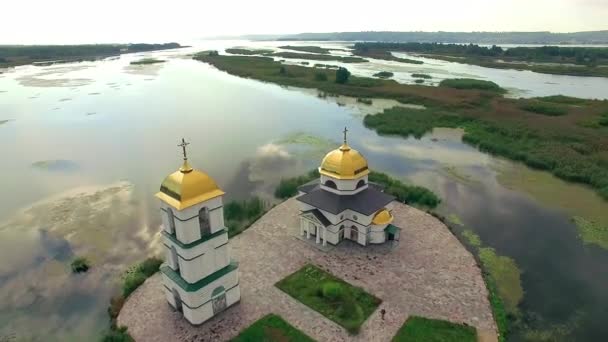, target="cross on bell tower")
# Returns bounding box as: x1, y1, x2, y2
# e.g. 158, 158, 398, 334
178, 138, 193, 173
343, 127, 348, 144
